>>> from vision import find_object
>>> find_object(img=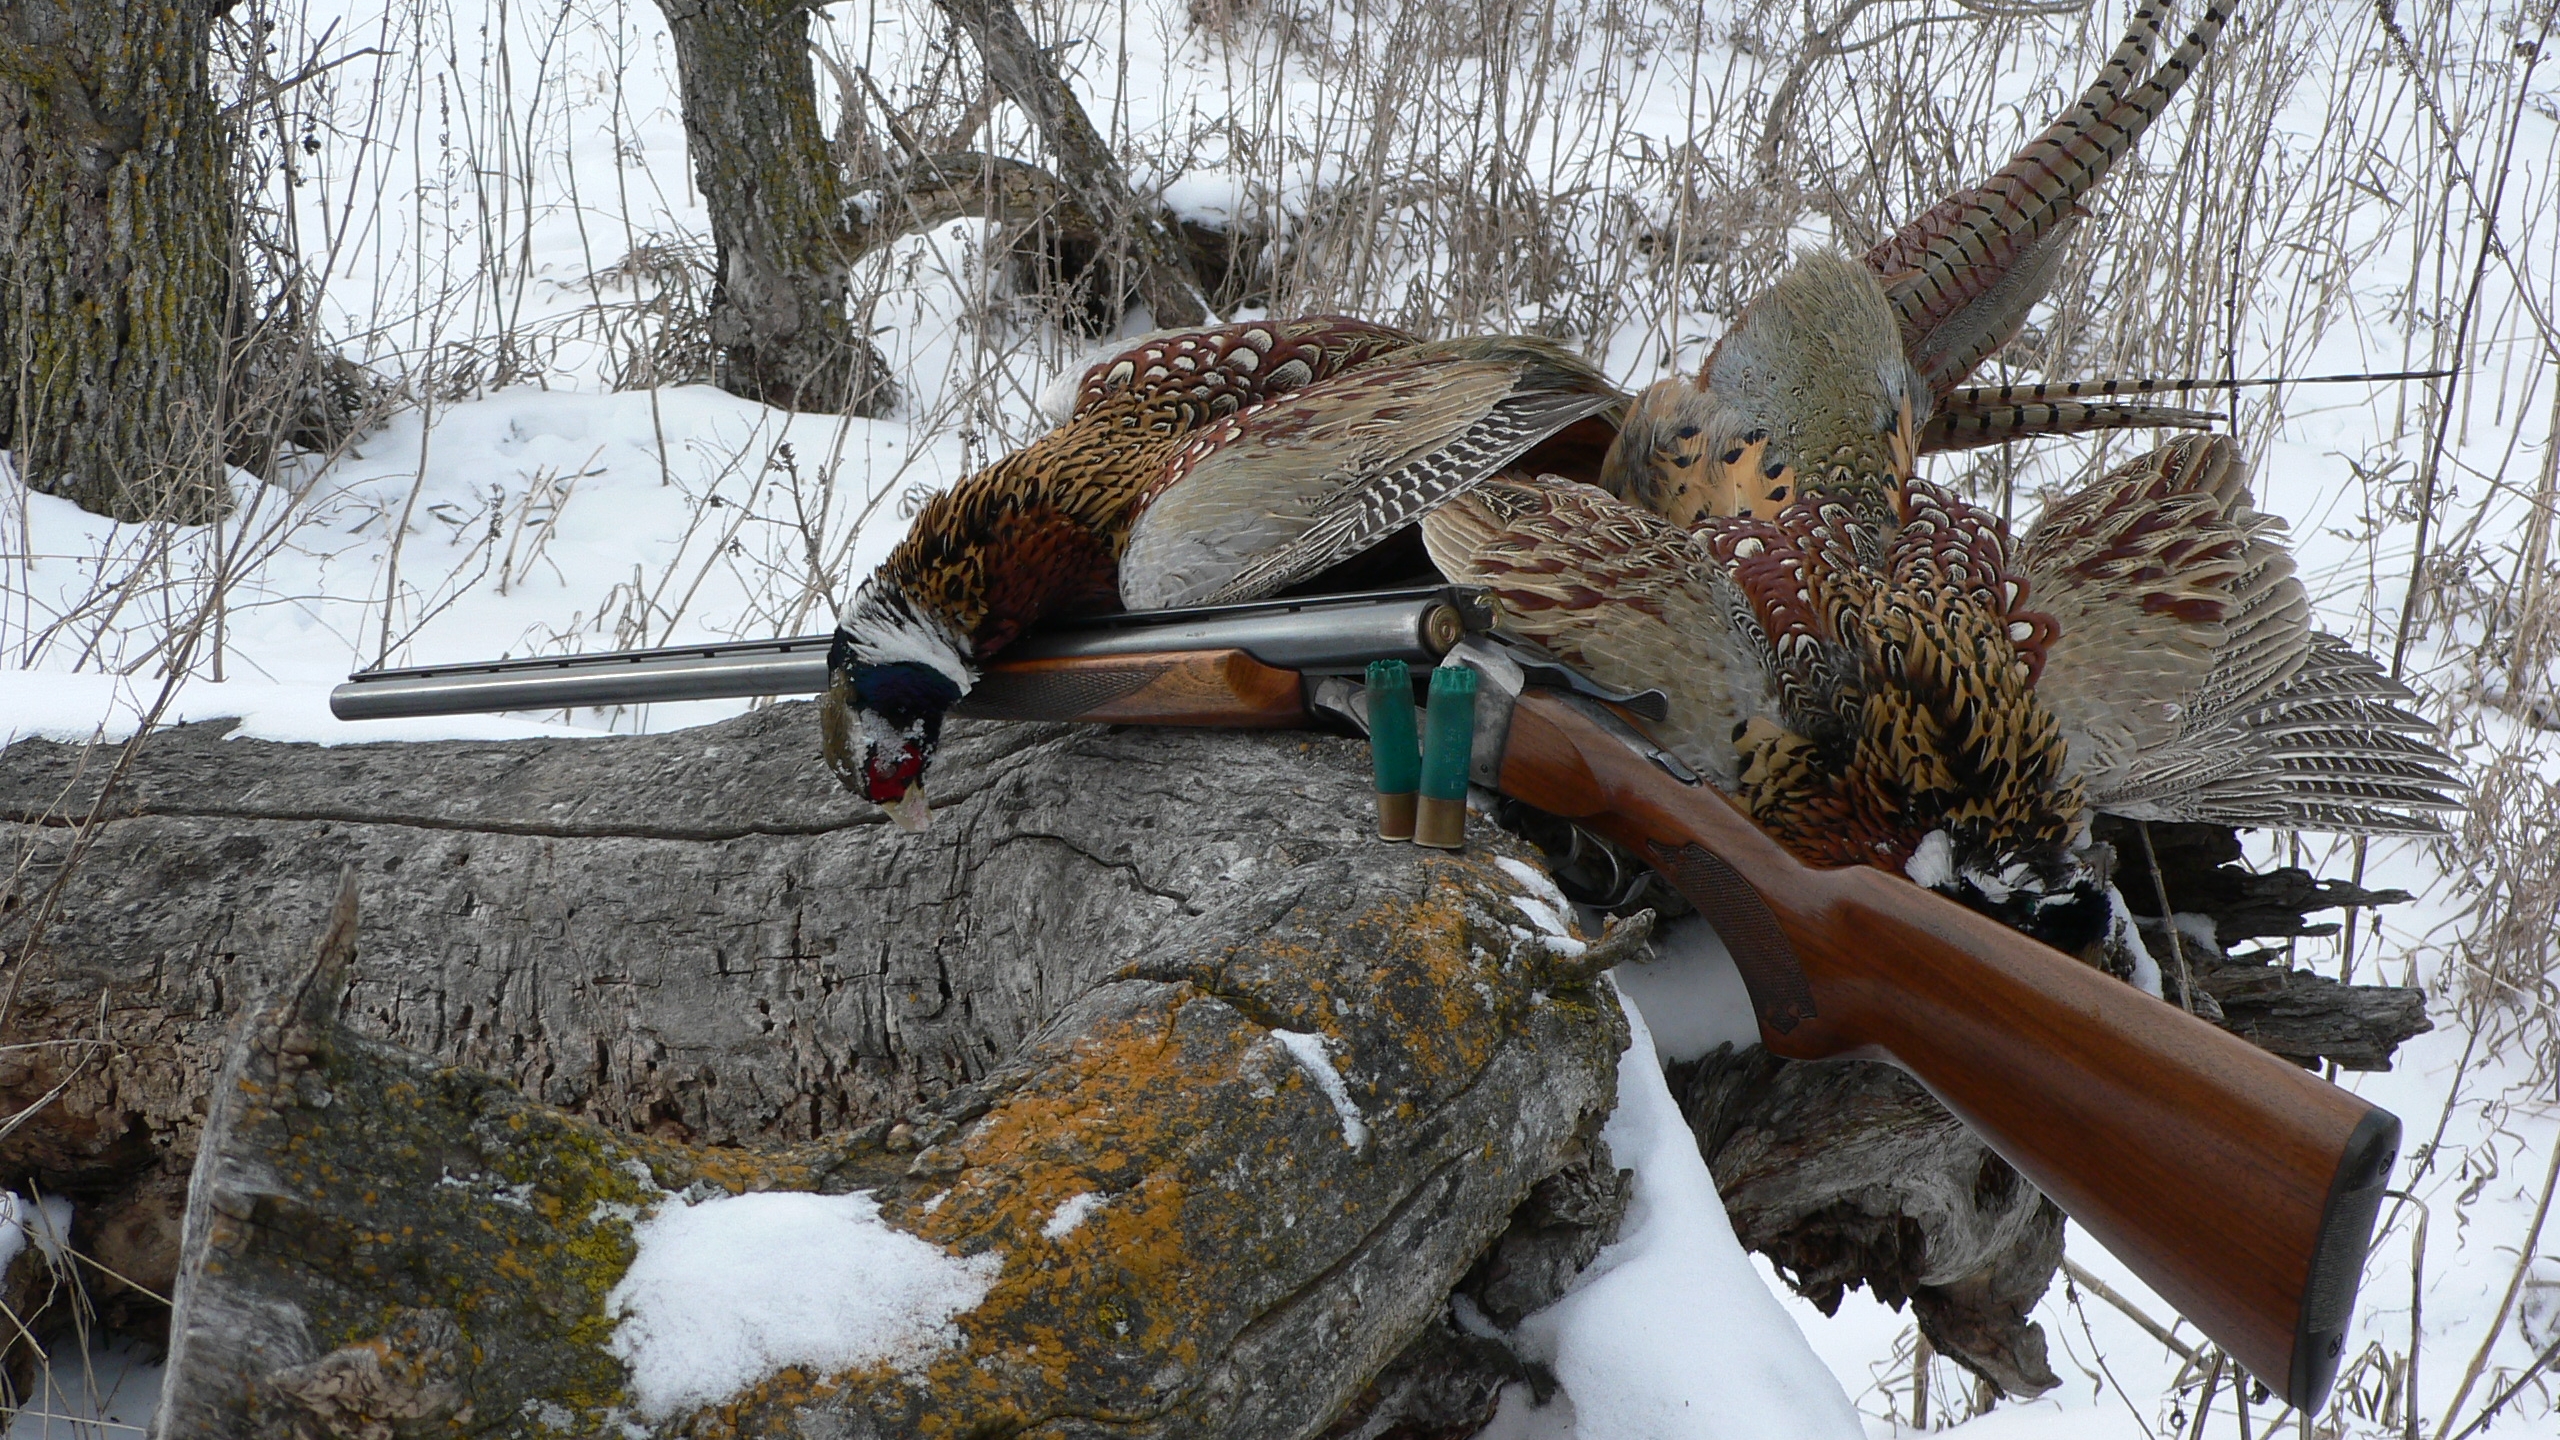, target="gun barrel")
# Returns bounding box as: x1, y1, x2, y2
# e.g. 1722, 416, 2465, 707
328, 636, 836, 720
329, 586, 1487, 722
